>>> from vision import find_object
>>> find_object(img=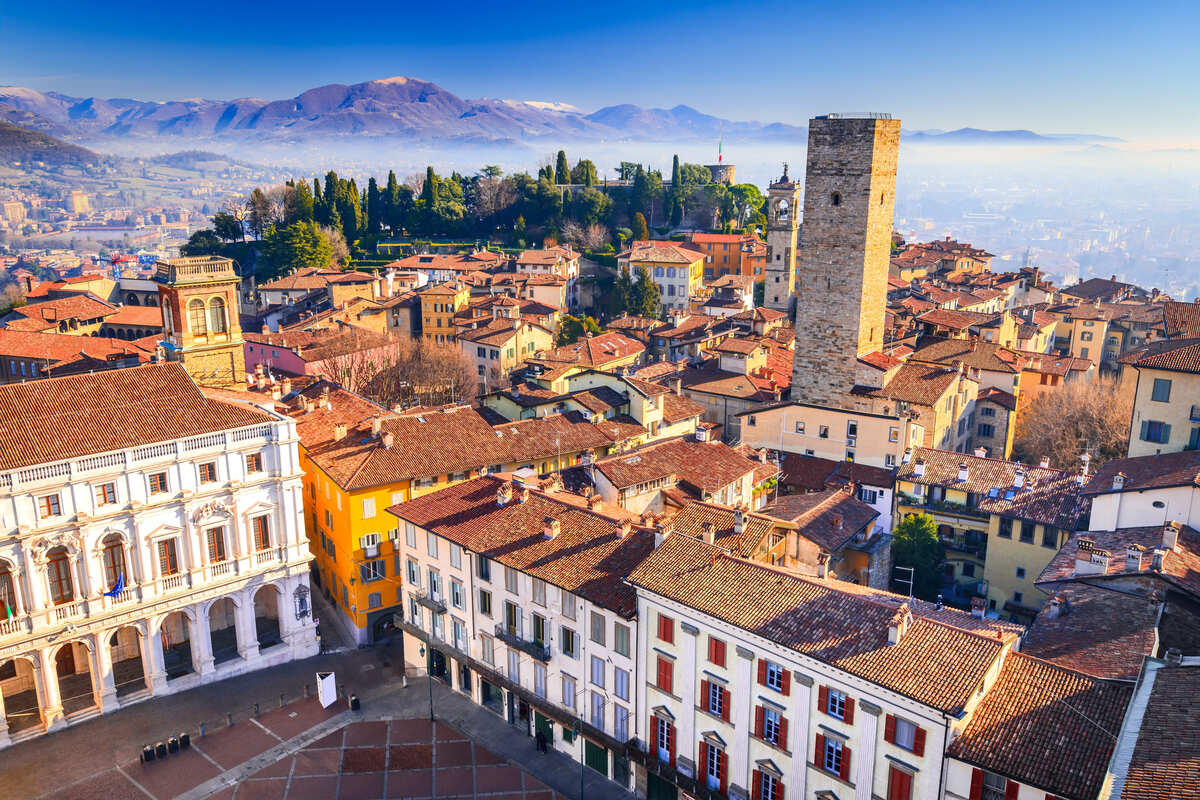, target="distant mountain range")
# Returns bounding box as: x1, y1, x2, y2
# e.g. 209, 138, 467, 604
0, 119, 101, 166
0, 76, 1120, 149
